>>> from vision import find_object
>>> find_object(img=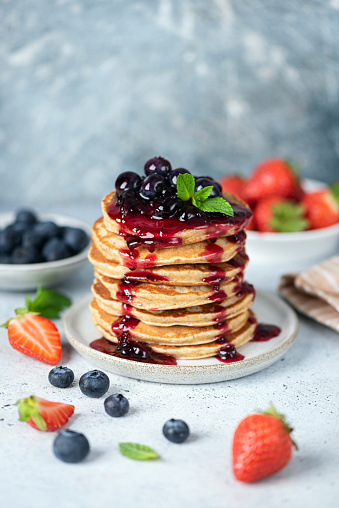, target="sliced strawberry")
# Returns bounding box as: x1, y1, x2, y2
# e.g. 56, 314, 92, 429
16, 396, 75, 431
7, 313, 62, 365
